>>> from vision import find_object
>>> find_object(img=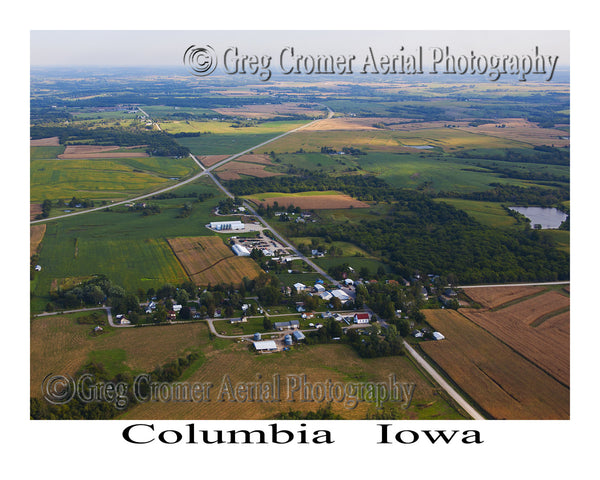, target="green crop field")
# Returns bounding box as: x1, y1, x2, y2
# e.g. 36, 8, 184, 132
30, 156, 200, 203
30, 146, 66, 159
30, 179, 233, 311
